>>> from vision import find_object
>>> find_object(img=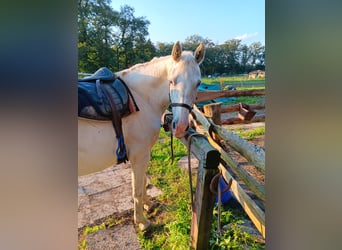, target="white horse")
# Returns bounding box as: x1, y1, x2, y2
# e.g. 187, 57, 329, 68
78, 41, 205, 230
